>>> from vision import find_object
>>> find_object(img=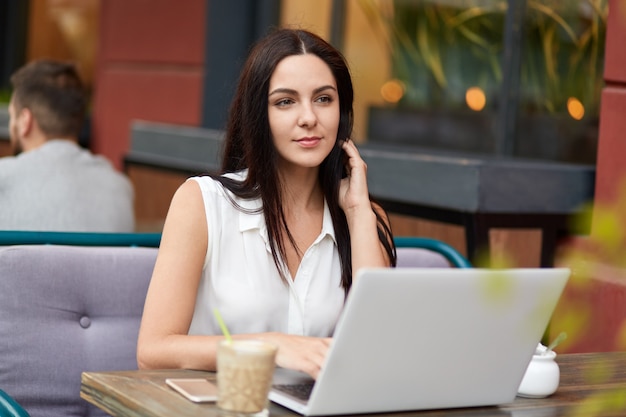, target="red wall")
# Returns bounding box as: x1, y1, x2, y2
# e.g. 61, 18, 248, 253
594, 0, 626, 212
554, 0, 626, 353
91, 0, 206, 169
